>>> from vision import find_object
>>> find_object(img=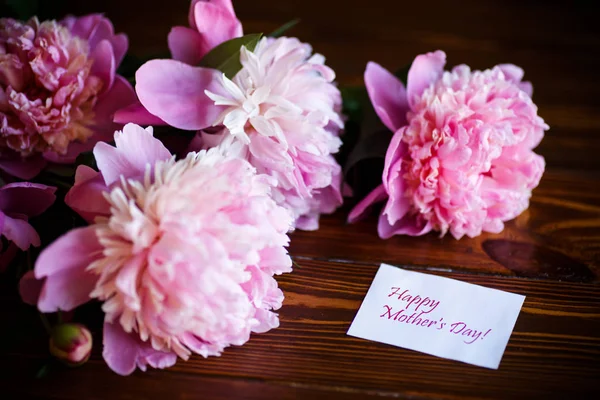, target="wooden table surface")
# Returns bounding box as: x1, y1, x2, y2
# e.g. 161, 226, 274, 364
2, 0, 599, 398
